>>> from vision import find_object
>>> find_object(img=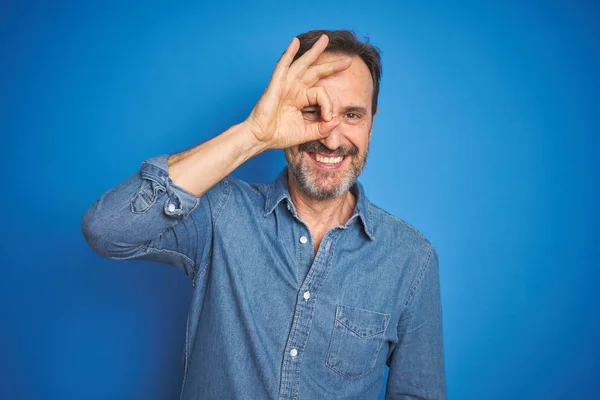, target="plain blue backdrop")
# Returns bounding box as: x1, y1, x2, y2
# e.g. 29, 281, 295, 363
1, 1, 599, 399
